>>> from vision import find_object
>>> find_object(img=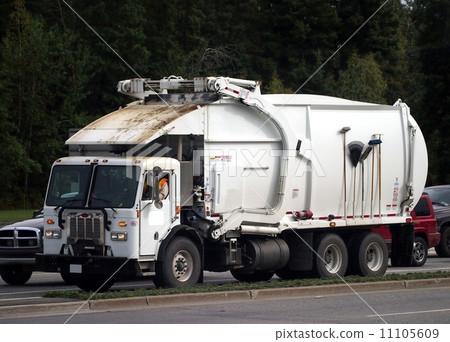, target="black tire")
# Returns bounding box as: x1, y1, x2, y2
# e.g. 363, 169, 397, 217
412, 236, 428, 267
71, 274, 115, 292
275, 269, 310, 280
435, 226, 450, 257
350, 232, 388, 276
0, 266, 32, 285
60, 272, 76, 285
313, 233, 348, 278
154, 236, 201, 288
230, 269, 274, 282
